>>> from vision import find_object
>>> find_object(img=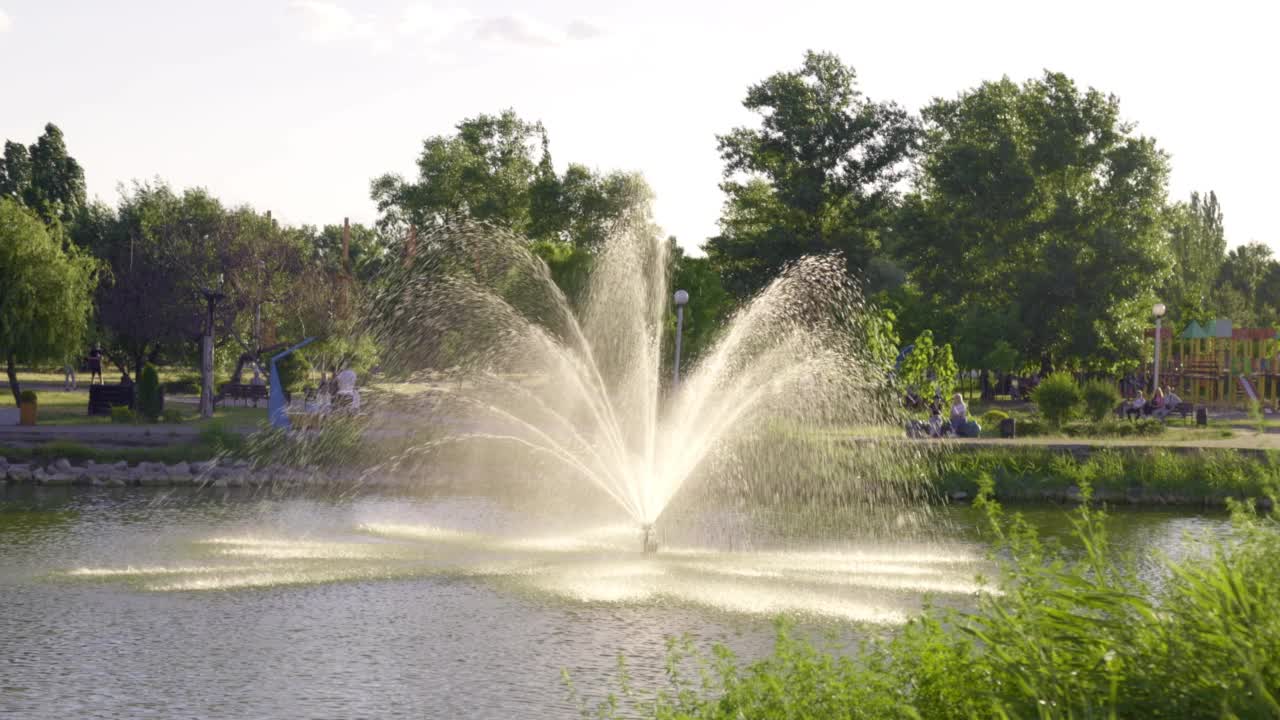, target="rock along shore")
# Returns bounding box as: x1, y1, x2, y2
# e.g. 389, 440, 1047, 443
0, 456, 366, 490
